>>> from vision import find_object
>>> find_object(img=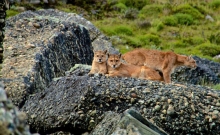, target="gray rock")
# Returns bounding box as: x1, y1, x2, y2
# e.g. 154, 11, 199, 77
0, 82, 34, 135
21, 65, 220, 135
91, 109, 168, 135
1, 9, 95, 107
